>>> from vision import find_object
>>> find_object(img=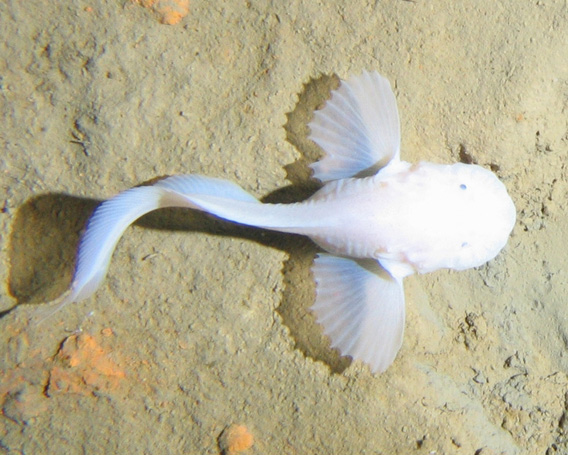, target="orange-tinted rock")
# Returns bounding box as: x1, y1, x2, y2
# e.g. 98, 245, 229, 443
134, 0, 190, 25
46, 333, 125, 396
219, 424, 254, 454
